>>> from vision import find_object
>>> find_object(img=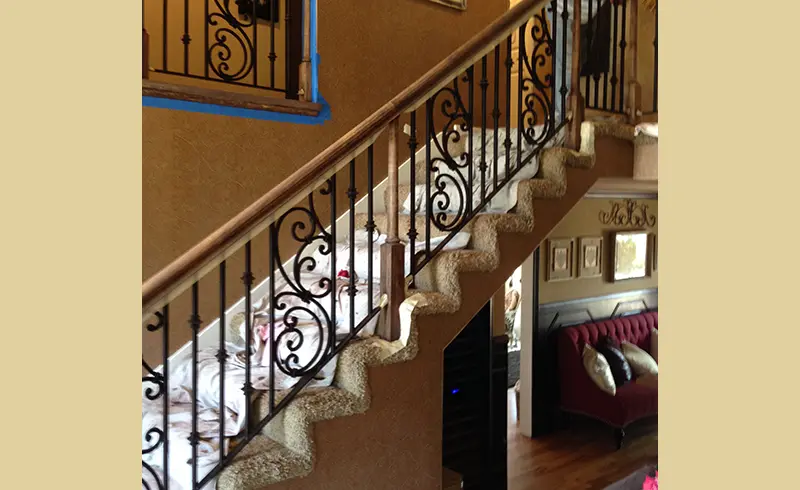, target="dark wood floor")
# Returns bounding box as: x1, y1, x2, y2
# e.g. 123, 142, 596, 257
507, 389, 657, 490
